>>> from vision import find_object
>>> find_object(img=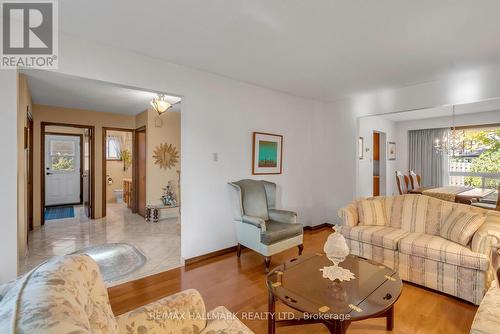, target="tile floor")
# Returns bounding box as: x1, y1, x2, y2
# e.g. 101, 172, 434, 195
19, 203, 182, 286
